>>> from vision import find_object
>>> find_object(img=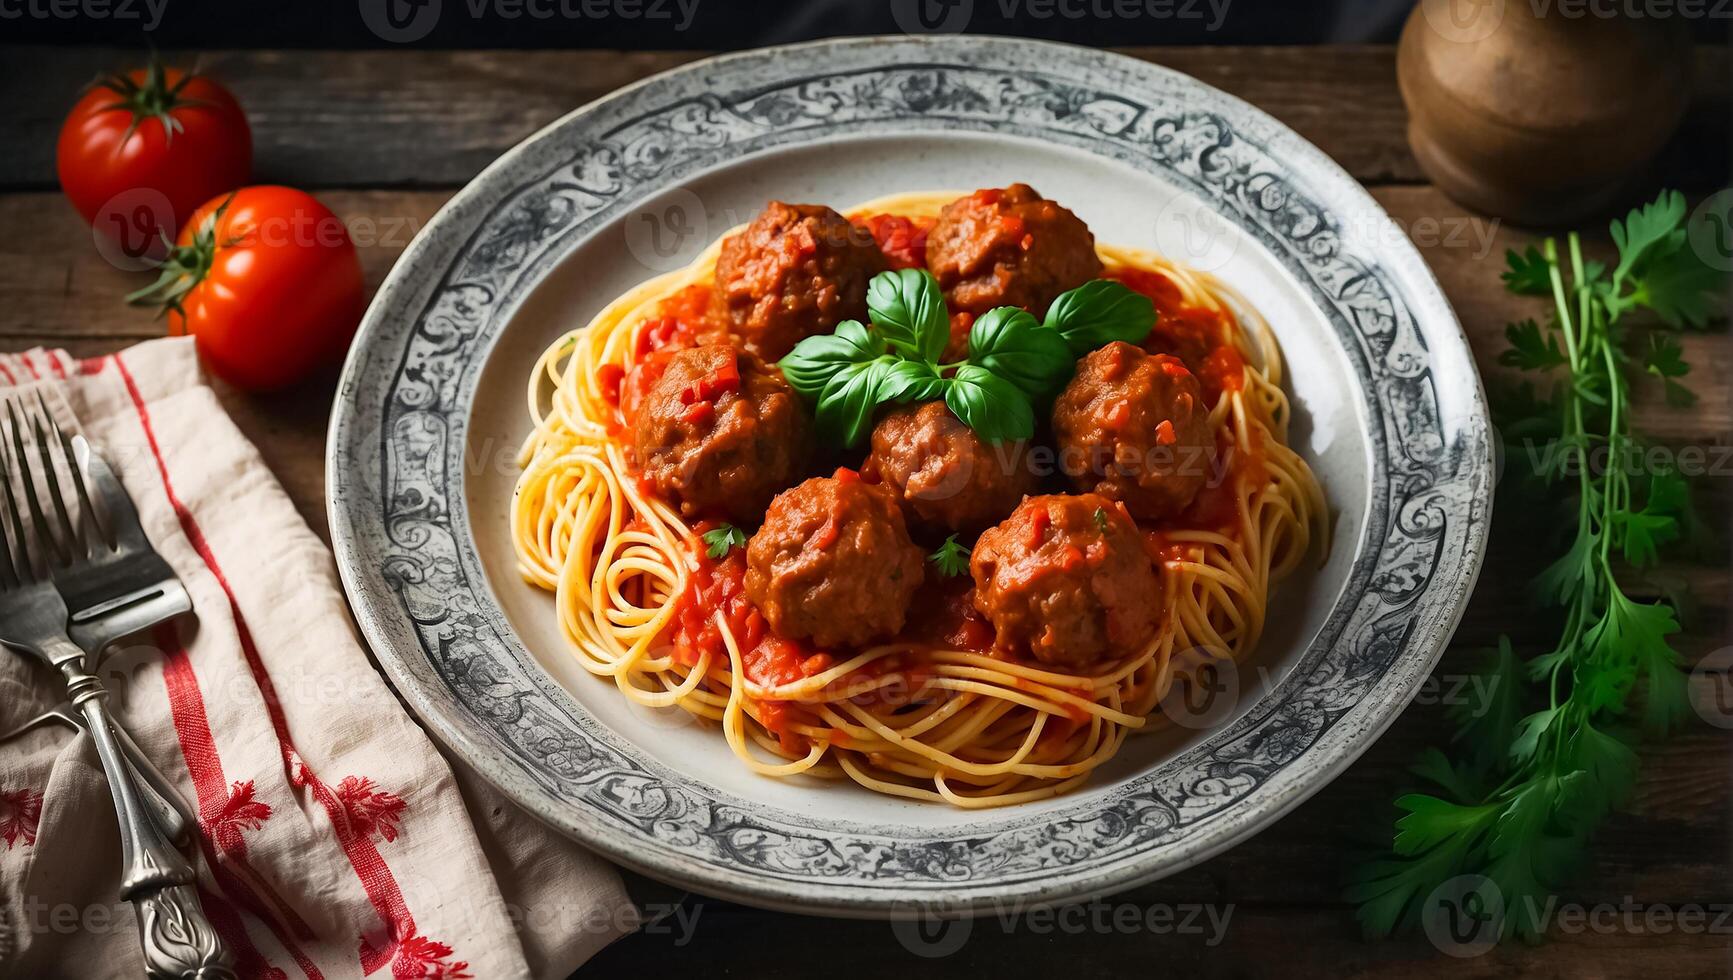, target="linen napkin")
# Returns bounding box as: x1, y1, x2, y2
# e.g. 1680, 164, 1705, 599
0, 338, 633, 979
